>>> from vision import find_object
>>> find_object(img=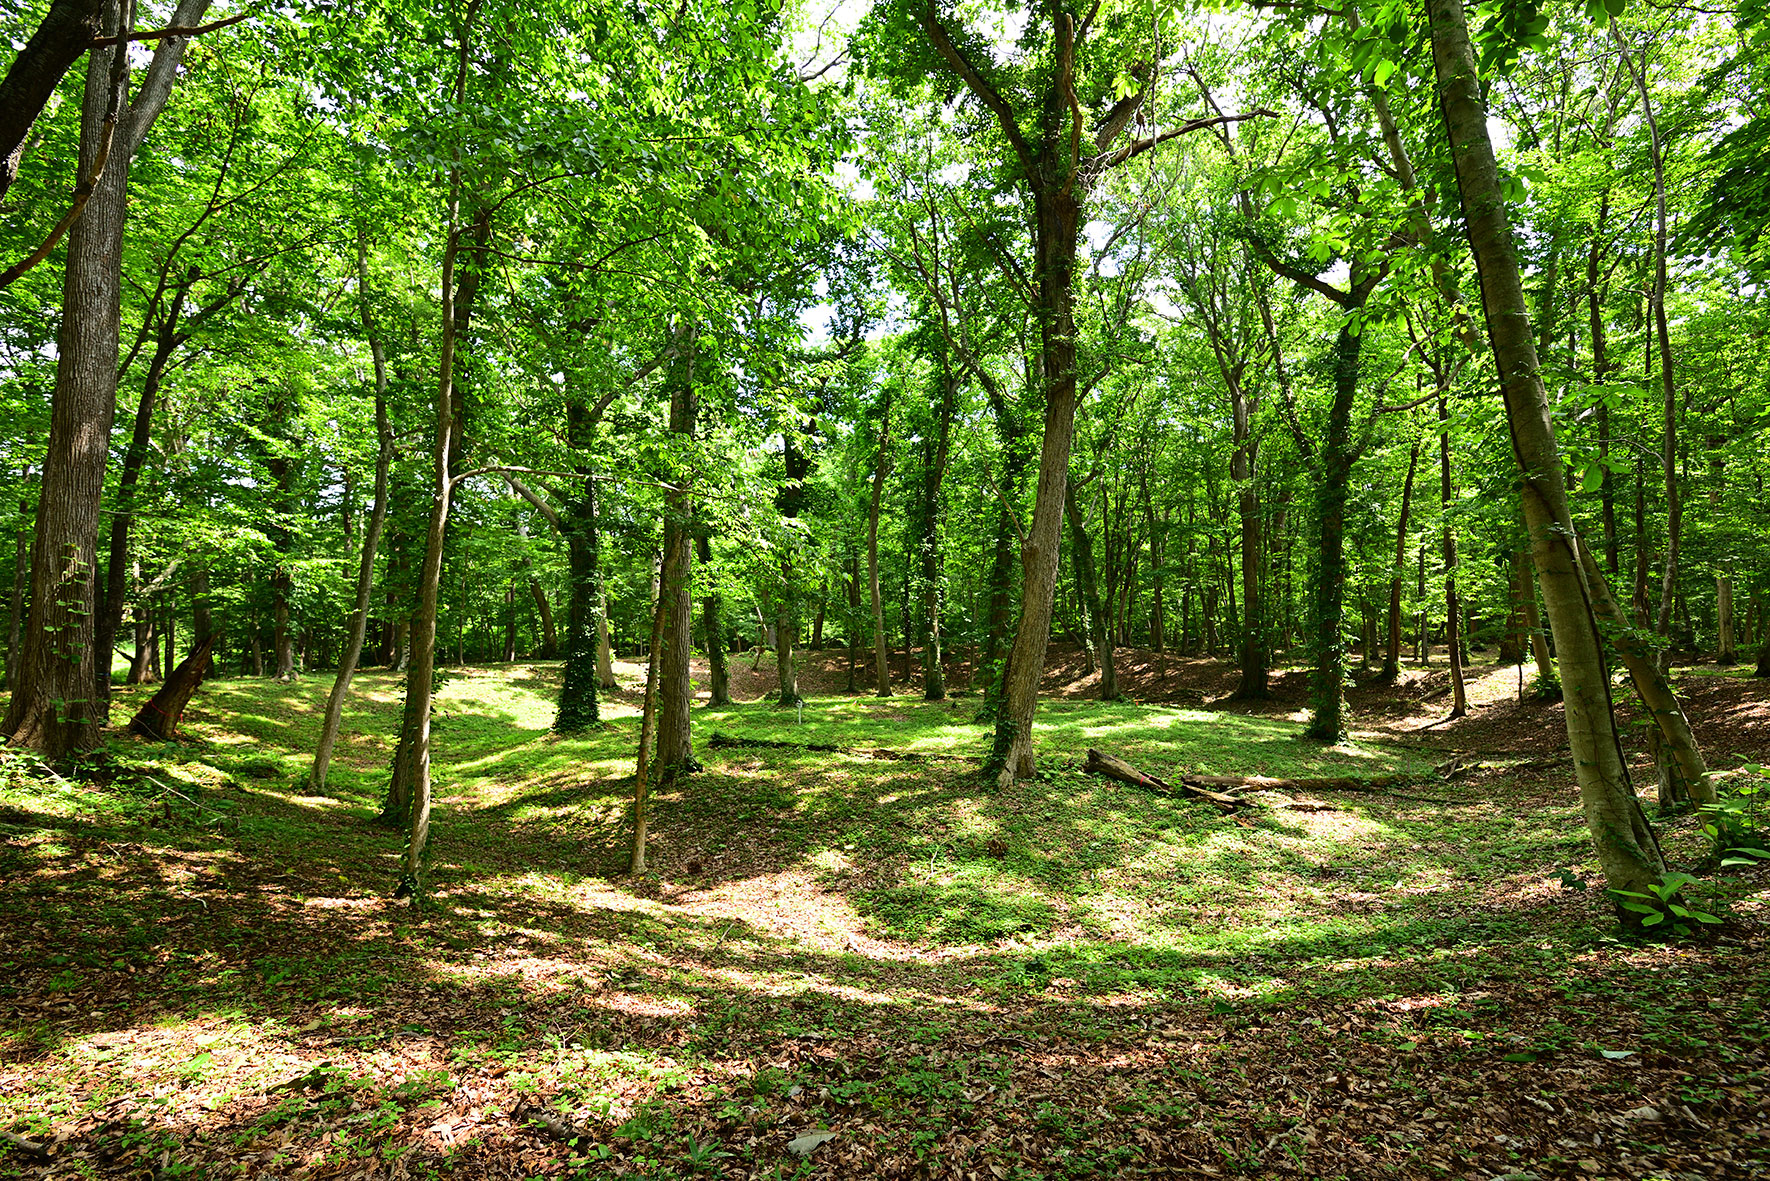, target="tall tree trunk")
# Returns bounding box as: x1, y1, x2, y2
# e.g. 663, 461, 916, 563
1232, 378, 1266, 697
867, 404, 893, 697
1440, 394, 1467, 717
5, 483, 29, 689
311, 238, 393, 792
1613, 26, 1682, 676
918, 374, 955, 701
810, 580, 826, 650
990, 179, 1085, 786
696, 533, 729, 706
1064, 483, 1114, 700
655, 337, 697, 775
394, 201, 469, 900
1383, 438, 1421, 681
773, 426, 809, 706
95, 273, 191, 711
1305, 323, 1364, 741
1427, 0, 1664, 903
845, 556, 861, 693
629, 581, 670, 875
3, 0, 214, 758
